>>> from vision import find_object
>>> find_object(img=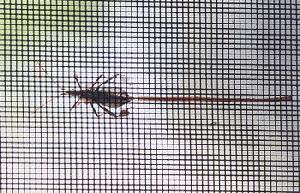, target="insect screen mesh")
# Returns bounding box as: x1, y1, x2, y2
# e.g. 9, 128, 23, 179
1, 1, 299, 192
